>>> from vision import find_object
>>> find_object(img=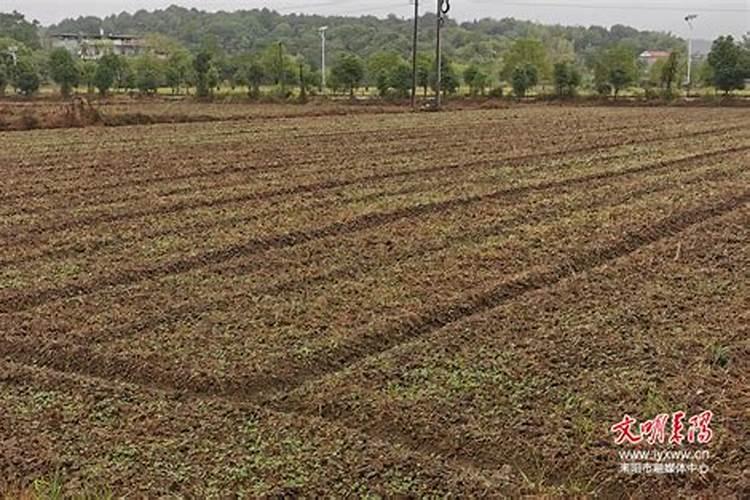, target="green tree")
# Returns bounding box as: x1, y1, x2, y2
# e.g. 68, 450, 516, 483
48, 48, 80, 97
648, 58, 666, 86
547, 37, 576, 65
117, 58, 136, 92
164, 50, 192, 95
594, 44, 638, 98
13, 58, 40, 96
707, 36, 746, 95
0, 11, 41, 50
134, 55, 163, 94
247, 60, 266, 97
416, 54, 432, 97
216, 55, 239, 89
207, 65, 221, 93
0, 63, 8, 96
659, 52, 680, 97
374, 69, 390, 97
430, 57, 460, 97
553, 62, 581, 97
464, 64, 490, 96
696, 60, 714, 88
331, 53, 365, 97
502, 38, 551, 82
609, 67, 631, 97
388, 60, 413, 98
464, 65, 479, 93
741, 45, 750, 79
238, 58, 265, 98
367, 51, 403, 91
511, 63, 538, 98
367, 52, 410, 97
0, 38, 31, 95
260, 43, 295, 93
94, 54, 122, 96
